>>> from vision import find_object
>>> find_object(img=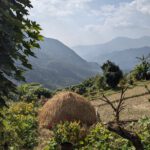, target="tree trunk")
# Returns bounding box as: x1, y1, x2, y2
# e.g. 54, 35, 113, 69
107, 123, 144, 150
60, 142, 73, 150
